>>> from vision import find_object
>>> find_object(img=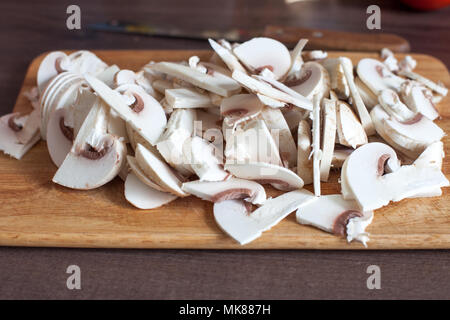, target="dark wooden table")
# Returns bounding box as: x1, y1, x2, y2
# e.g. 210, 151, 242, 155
0, 0, 449, 299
